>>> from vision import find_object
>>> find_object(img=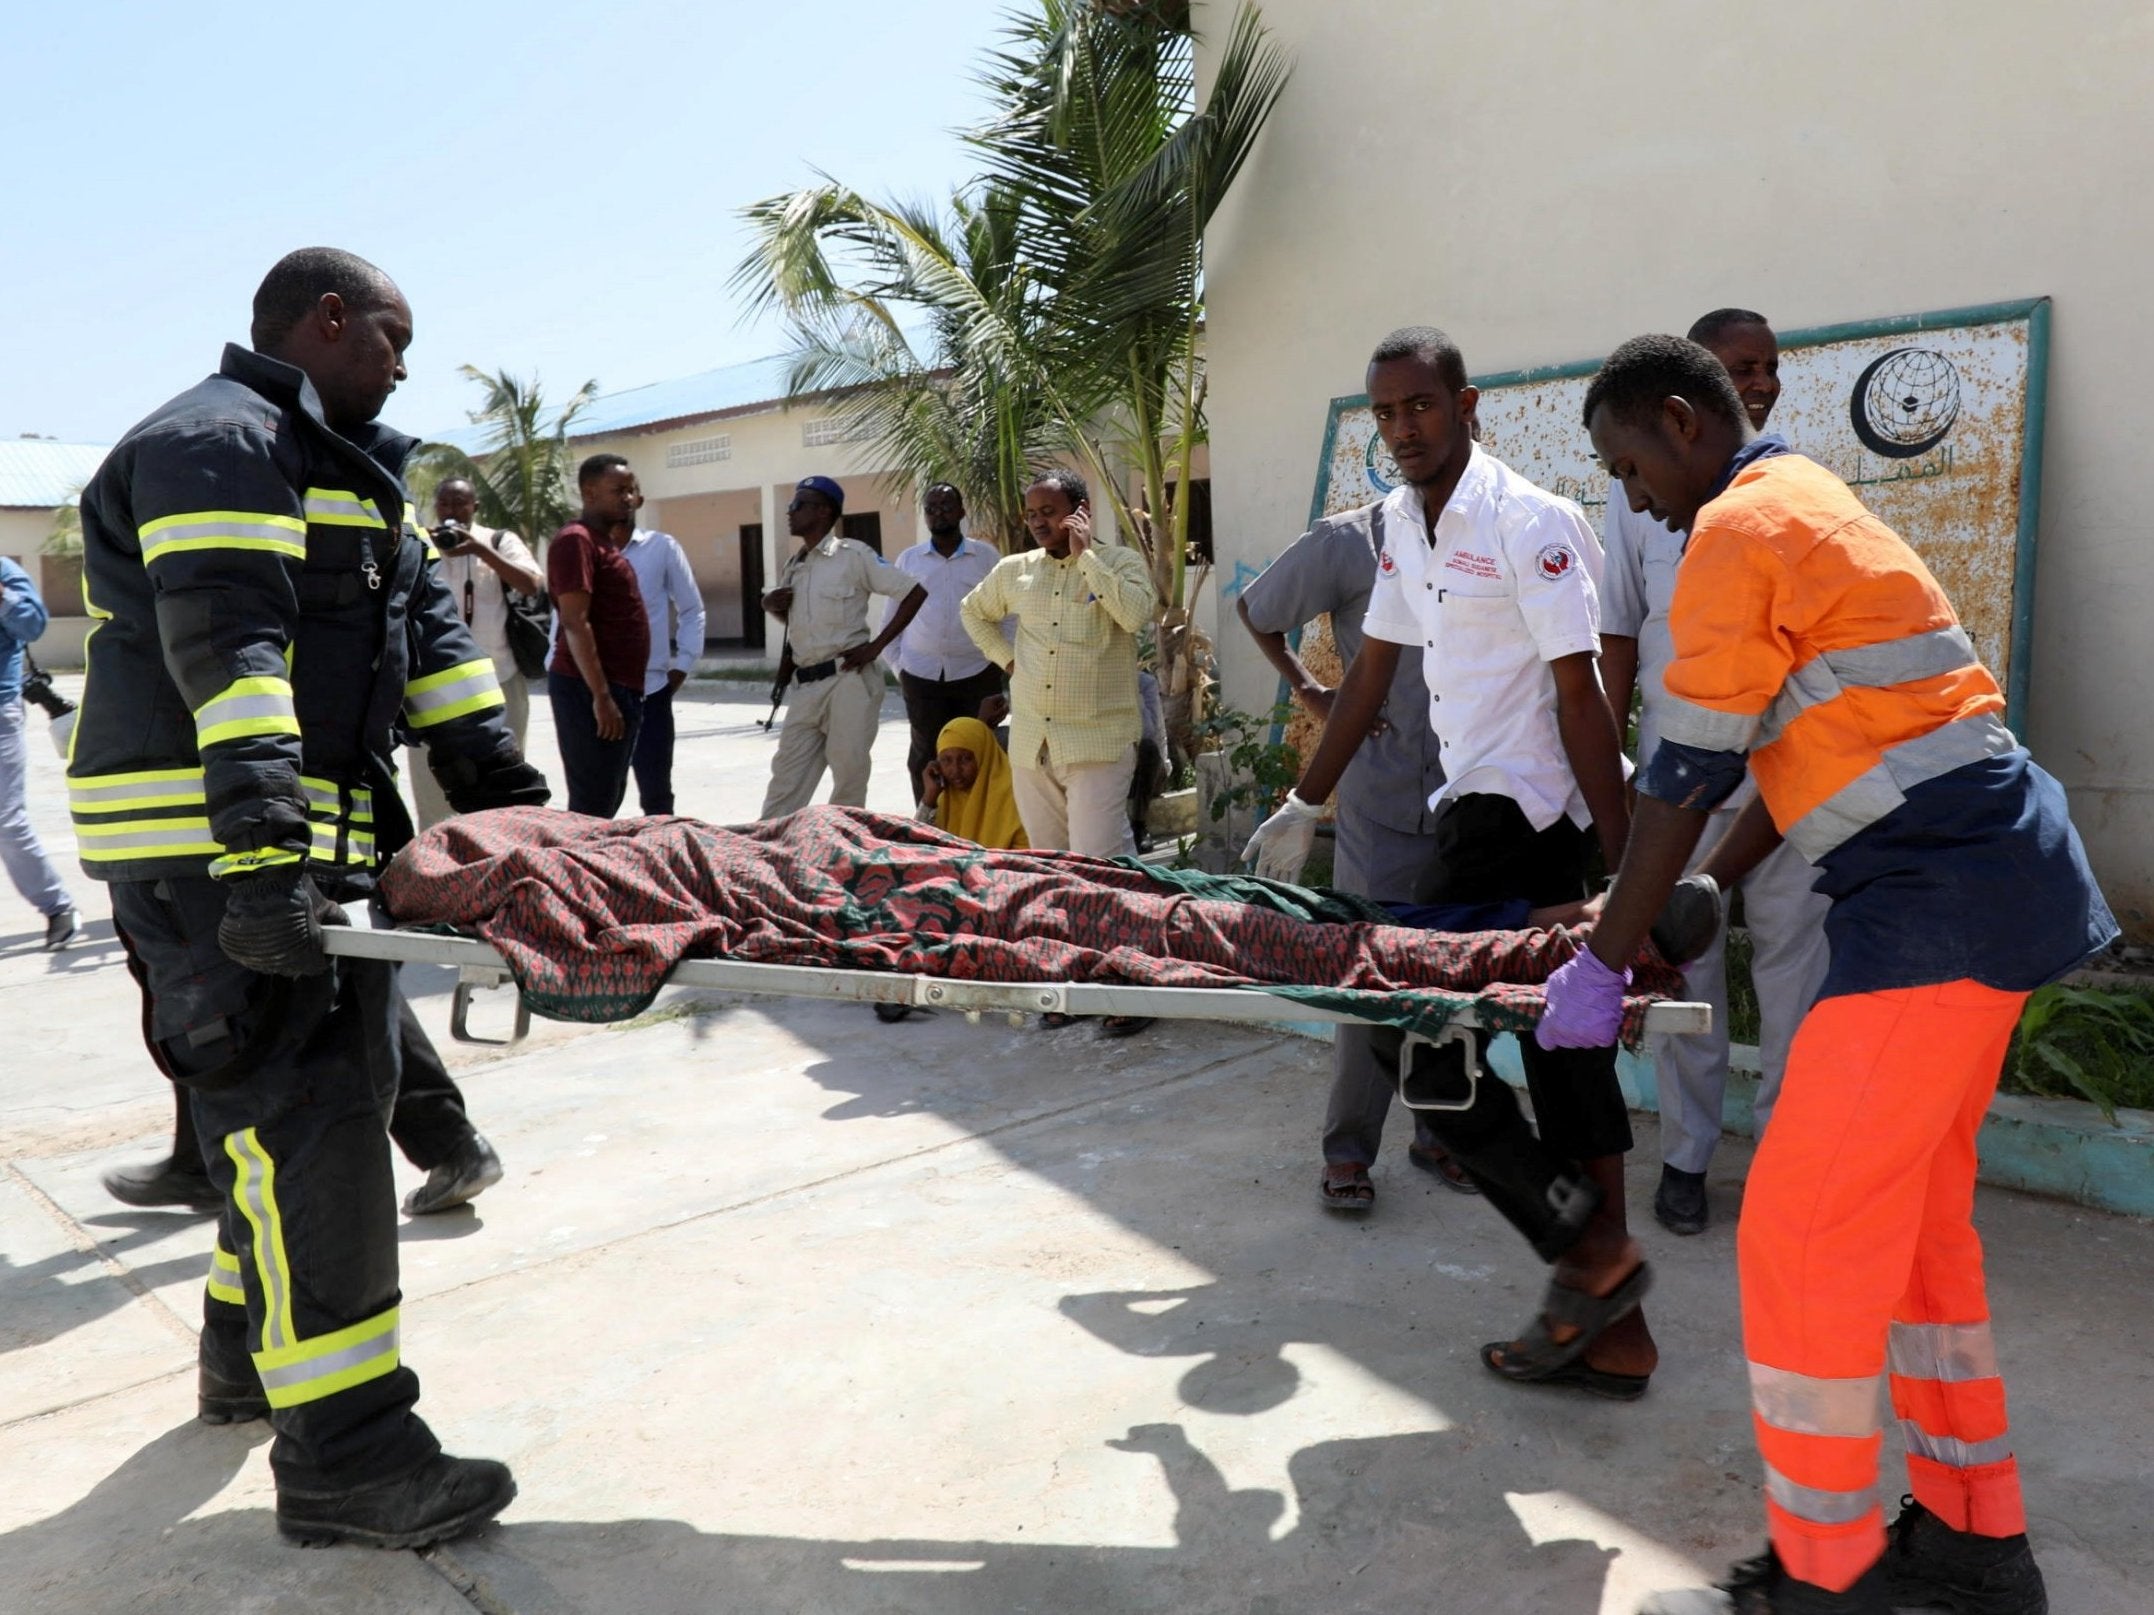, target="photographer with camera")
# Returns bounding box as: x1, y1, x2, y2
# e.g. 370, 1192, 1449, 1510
0, 554, 77, 950
405, 476, 545, 828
